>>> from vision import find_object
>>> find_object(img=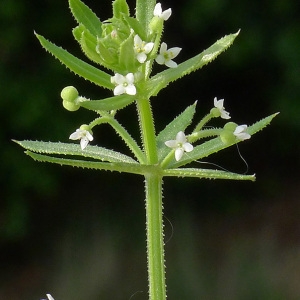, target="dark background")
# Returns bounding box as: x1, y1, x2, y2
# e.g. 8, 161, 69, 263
1, 0, 300, 299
